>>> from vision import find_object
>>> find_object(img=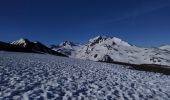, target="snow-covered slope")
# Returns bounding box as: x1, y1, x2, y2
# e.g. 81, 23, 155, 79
50, 41, 82, 57
0, 51, 170, 100
159, 45, 170, 51
11, 38, 30, 48
75, 36, 170, 66
40, 35, 170, 66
